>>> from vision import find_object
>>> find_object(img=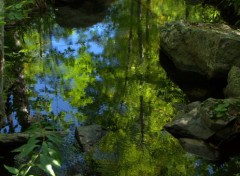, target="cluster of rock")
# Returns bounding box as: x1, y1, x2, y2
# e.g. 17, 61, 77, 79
161, 21, 240, 161
165, 98, 240, 161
